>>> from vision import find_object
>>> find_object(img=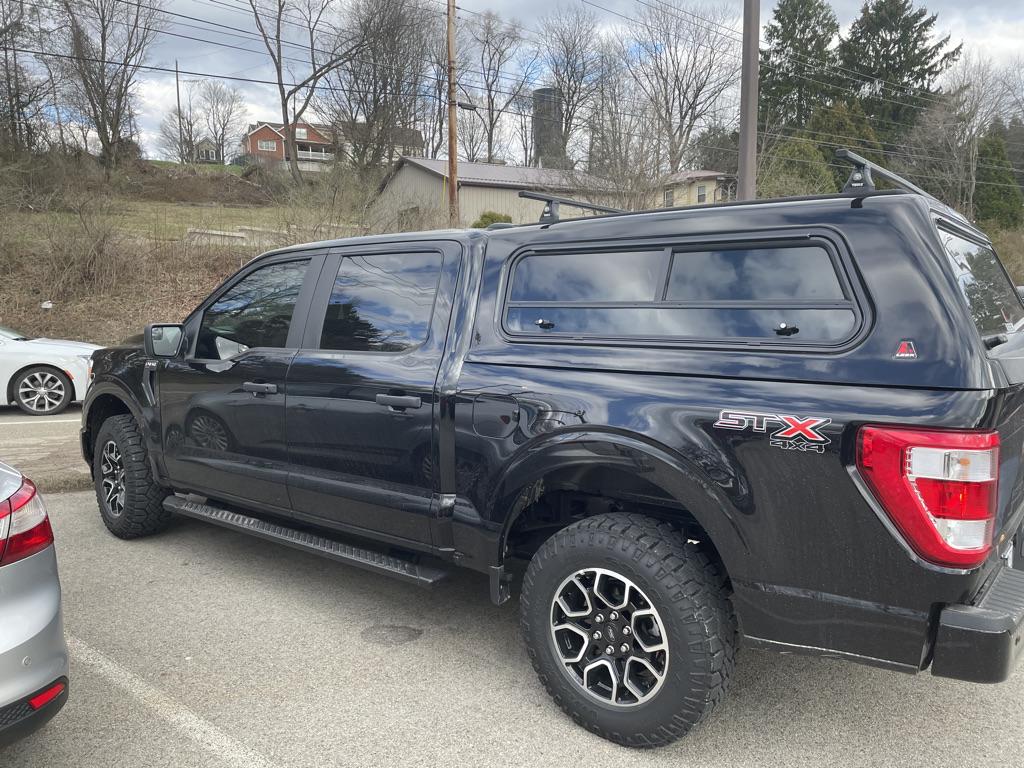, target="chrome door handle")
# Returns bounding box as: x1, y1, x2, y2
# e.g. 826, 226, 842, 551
242, 382, 277, 395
